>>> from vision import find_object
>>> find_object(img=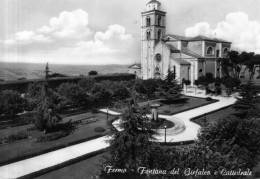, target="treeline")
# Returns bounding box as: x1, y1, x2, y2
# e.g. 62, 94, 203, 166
0, 73, 136, 93
222, 51, 260, 80
0, 74, 181, 122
